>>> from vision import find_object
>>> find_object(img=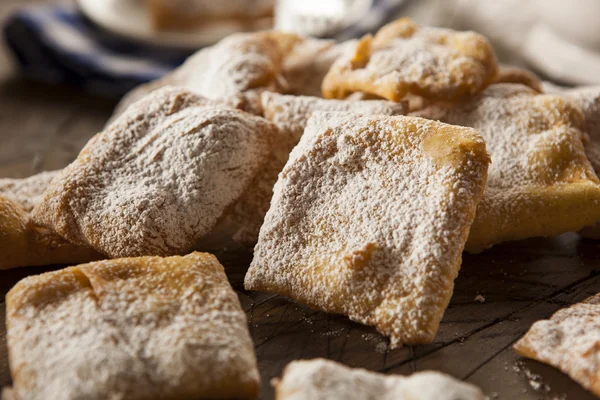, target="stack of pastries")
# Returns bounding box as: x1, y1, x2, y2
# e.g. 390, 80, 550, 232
3, 17, 600, 399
